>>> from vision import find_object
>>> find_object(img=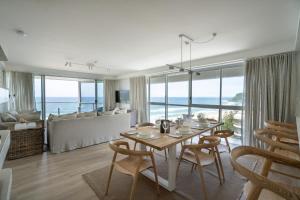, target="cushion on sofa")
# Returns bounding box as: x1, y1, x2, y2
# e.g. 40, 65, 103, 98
0, 112, 17, 122
18, 111, 41, 122
77, 112, 97, 118
48, 113, 77, 121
